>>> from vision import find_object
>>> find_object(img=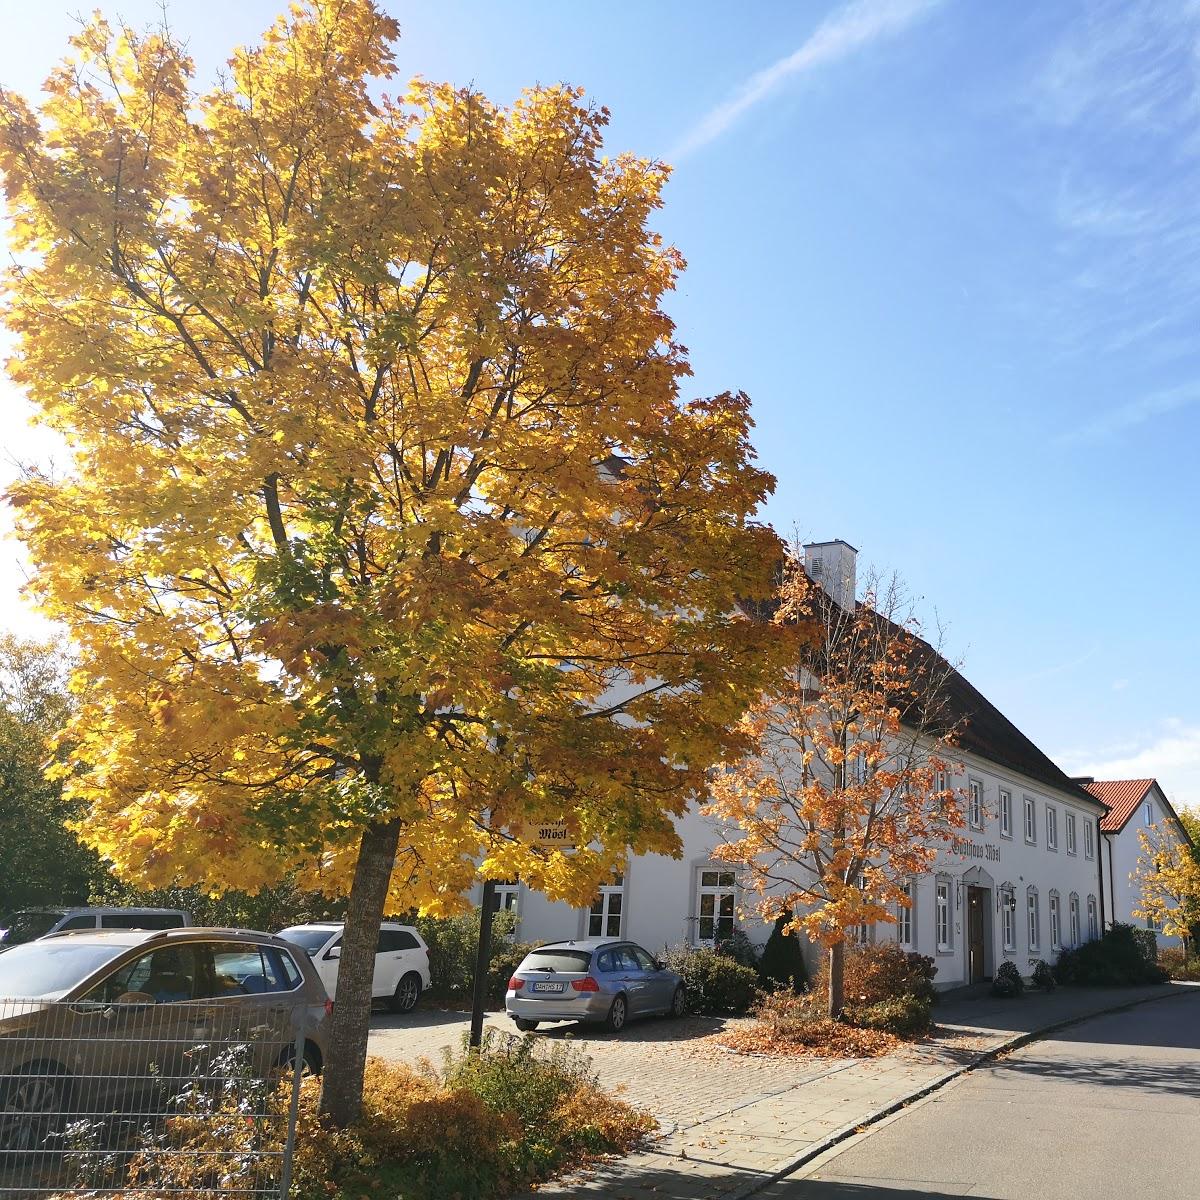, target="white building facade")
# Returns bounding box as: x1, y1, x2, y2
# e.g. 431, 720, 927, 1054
499, 540, 1109, 989
1084, 777, 1193, 949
